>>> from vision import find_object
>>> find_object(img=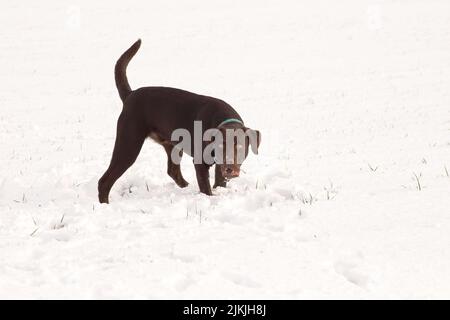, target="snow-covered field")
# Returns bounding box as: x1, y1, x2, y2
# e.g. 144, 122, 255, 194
1, 0, 450, 299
